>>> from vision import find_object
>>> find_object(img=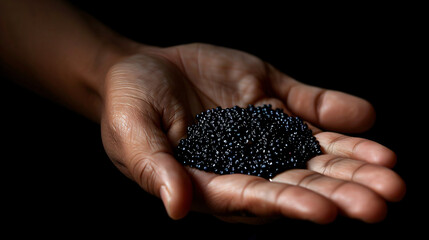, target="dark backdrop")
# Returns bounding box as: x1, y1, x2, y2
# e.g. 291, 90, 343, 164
2, 1, 425, 238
